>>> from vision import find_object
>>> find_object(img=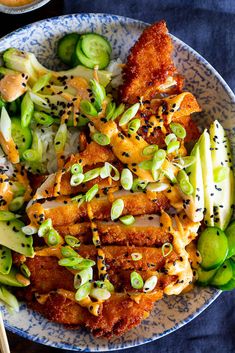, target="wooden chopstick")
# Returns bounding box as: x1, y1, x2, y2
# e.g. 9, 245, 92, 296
0, 311, 10, 353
